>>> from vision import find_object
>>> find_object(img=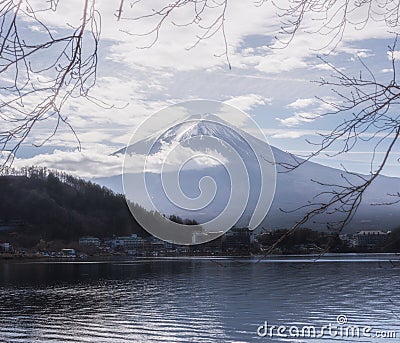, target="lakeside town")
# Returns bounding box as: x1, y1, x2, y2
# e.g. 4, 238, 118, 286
1, 170, 399, 260
0, 227, 397, 259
